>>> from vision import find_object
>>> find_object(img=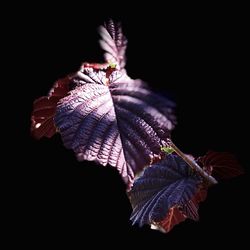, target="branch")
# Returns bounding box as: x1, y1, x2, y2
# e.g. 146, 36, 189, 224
166, 139, 218, 185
